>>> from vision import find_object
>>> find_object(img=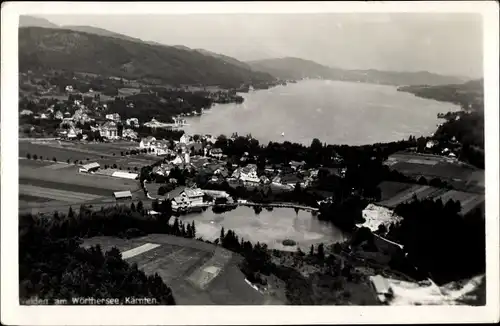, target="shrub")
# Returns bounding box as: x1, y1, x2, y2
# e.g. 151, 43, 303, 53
158, 187, 167, 196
